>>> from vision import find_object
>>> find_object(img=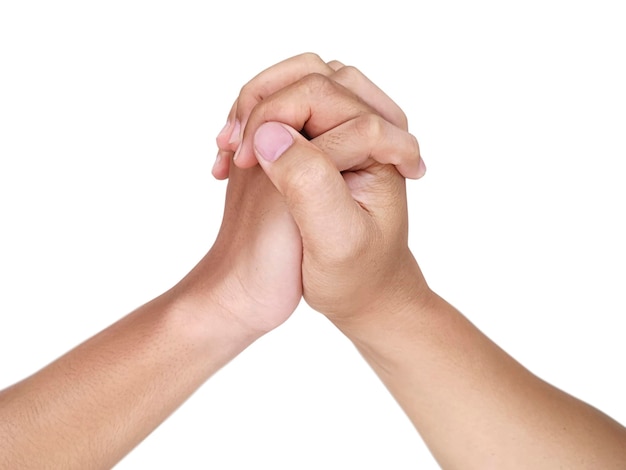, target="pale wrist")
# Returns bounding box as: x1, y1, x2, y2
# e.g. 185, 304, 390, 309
160, 279, 264, 362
